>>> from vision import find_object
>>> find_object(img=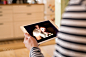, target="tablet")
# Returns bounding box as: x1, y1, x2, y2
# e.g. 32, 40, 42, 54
20, 20, 58, 44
